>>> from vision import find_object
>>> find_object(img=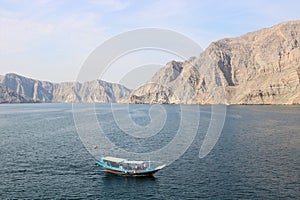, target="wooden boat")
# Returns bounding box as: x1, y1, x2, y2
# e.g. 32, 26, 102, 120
96, 156, 166, 176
